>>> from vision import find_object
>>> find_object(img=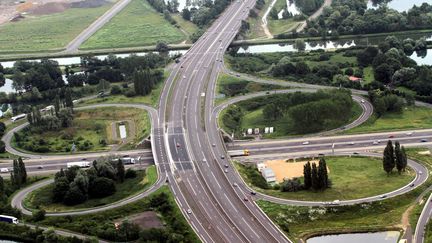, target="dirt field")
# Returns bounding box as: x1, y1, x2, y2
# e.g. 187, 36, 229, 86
0, 0, 109, 25
264, 159, 330, 183
115, 211, 164, 229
